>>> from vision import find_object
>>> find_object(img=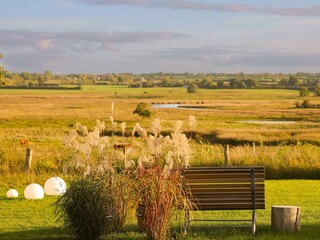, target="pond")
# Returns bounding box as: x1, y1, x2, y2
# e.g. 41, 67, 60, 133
152, 104, 180, 109
151, 104, 205, 110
